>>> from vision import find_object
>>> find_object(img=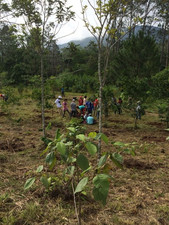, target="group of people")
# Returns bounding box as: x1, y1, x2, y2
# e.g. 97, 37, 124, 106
54, 95, 99, 125
54, 92, 142, 124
